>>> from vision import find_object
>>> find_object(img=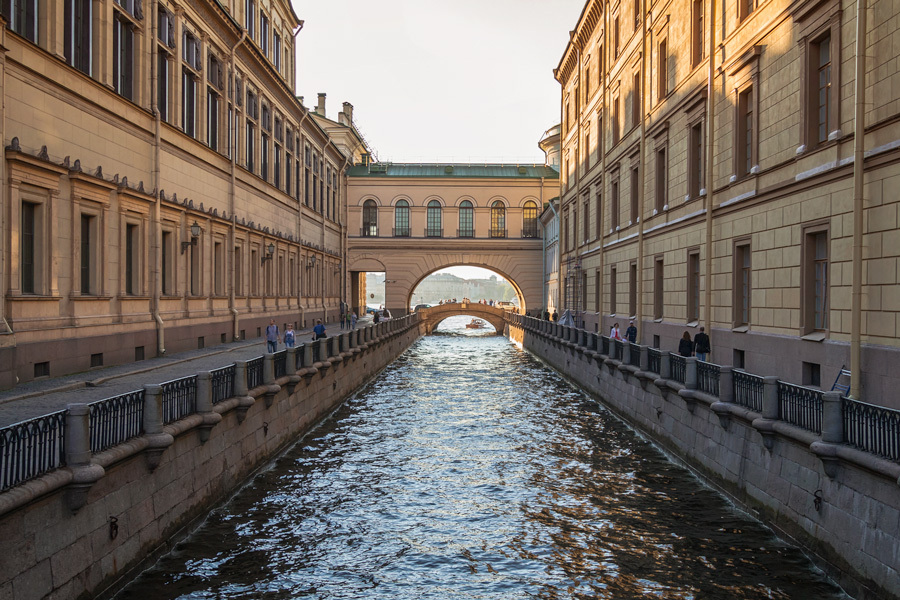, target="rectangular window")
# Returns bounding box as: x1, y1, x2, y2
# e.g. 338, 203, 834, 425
614, 15, 620, 58
629, 262, 637, 317
245, 0, 255, 38
207, 88, 219, 151
246, 121, 255, 173
658, 39, 668, 100
689, 122, 704, 199
183, 70, 197, 138
594, 189, 602, 239
804, 228, 829, 332
80, 214, 94, 295
235, 245, 243, 296
274, 146, 282, 188
734, 242, 751, 327
190, 243, 200, 296
65, 0, 91, 74
158, 53, 169, 122
688, 250, 700, 322
250, 249, 258, 295
612, 95, 620, 144
113, 13, 134, 100
583, 198, 590, 241
21, 201, 36, 294
259, 11, 269, 55
737, 87, 754, 176
274, 32, 282, 72
610, 266, 617, 315
261, 133, 269, 181
812, 34, 832, 146
692, 0, 704, 67
654, 257, 664, 319
595, 269, 601, 312
611, 180, 620, 230
584, 131, 591, 169
630, 165, 640, 224
632, 71, 641, 128
125, 223, 138, 295
214, 241, 224, 296
3, 0, 37, 42
161, 230, 173, 295
656, 147, 667, 212
739, 0, 757, 22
